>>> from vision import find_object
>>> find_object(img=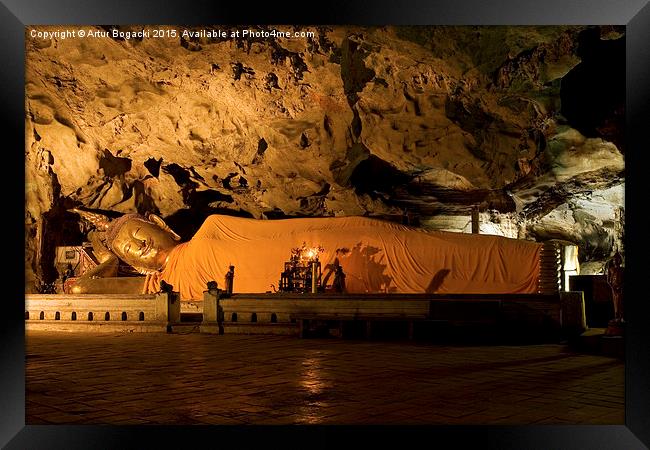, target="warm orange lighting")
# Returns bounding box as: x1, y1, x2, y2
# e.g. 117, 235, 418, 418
293, 243, 324, 262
